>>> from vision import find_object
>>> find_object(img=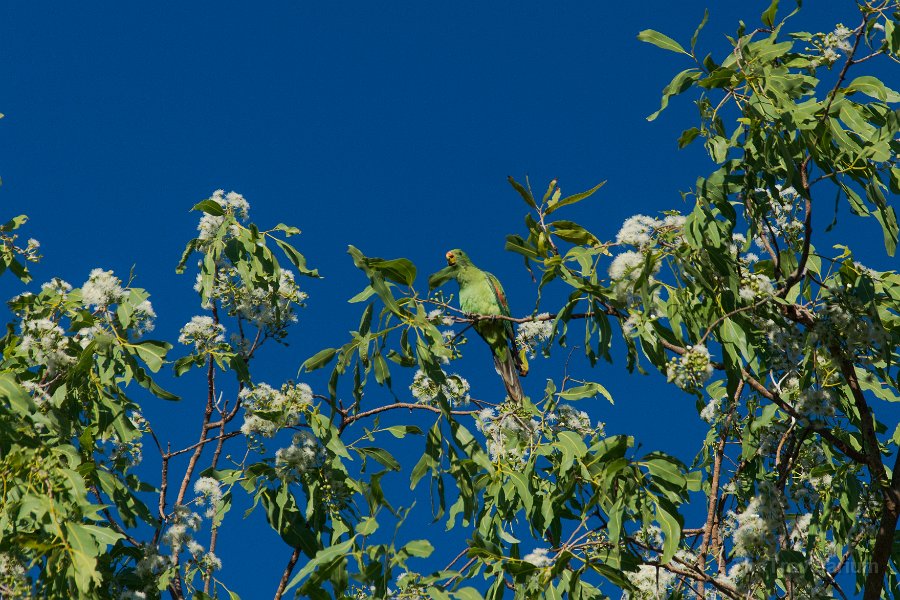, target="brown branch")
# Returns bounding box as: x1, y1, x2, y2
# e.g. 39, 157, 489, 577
740, 367, 869, 464
203, 420, 230, 595
175, 356, 217, 507
90, 485, 140, 546
274, 546, 302, 600
698, 382, 741, 578
338, 402, 478, 433
863, 445, 900, 600
164, 431, 242, 460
